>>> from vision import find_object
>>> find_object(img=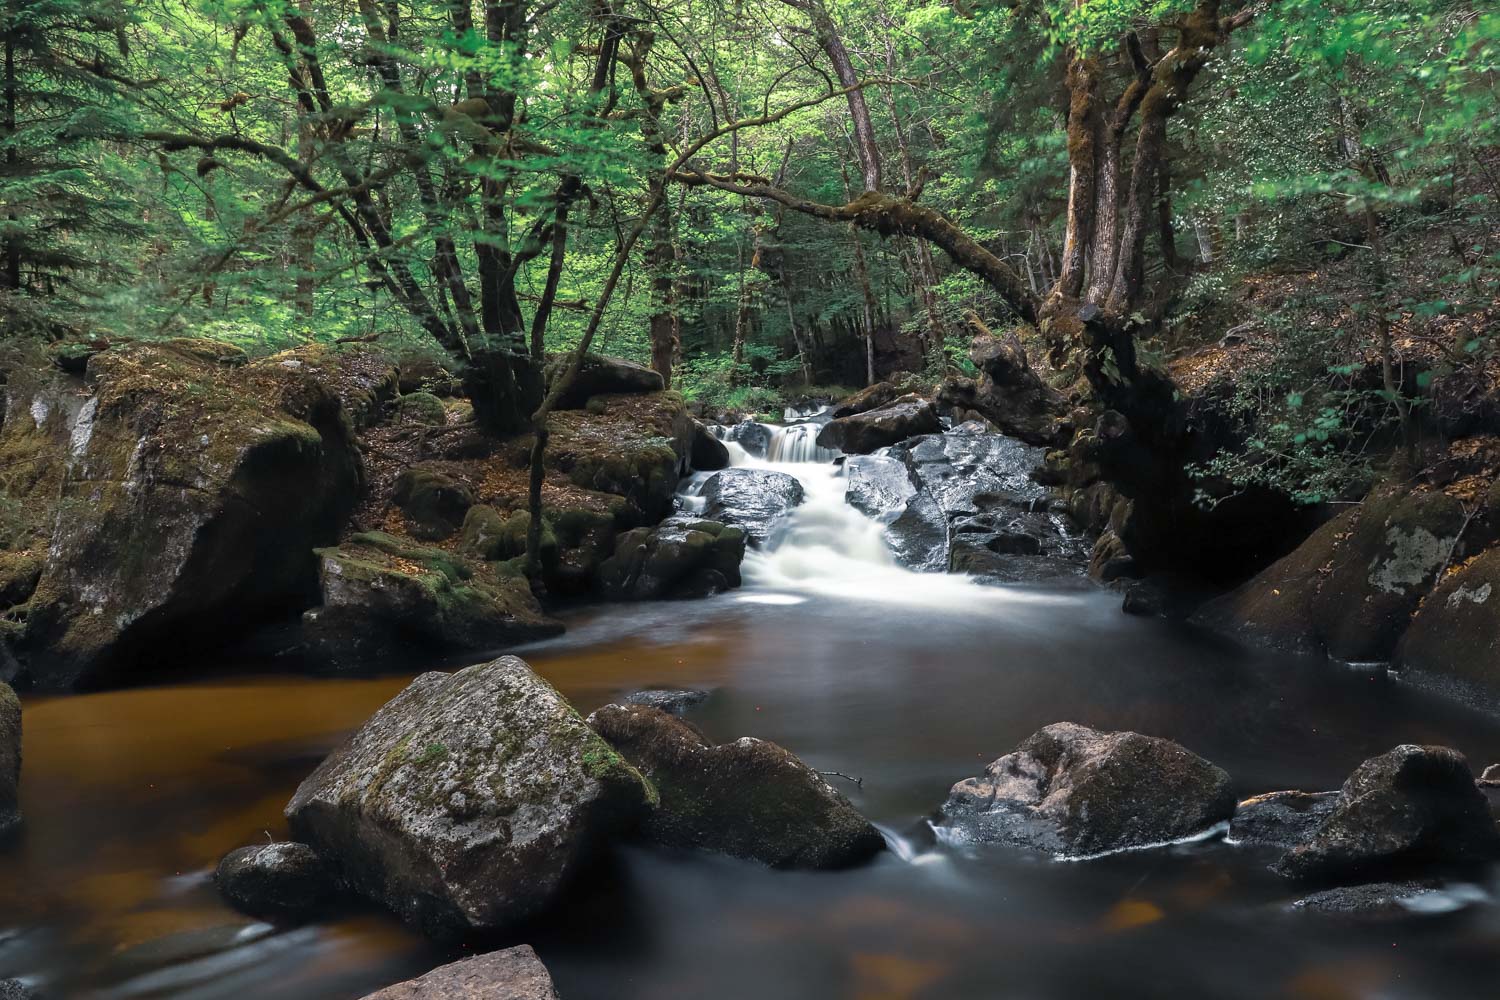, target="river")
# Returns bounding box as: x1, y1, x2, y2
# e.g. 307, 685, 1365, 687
4, 418, 1500, 998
